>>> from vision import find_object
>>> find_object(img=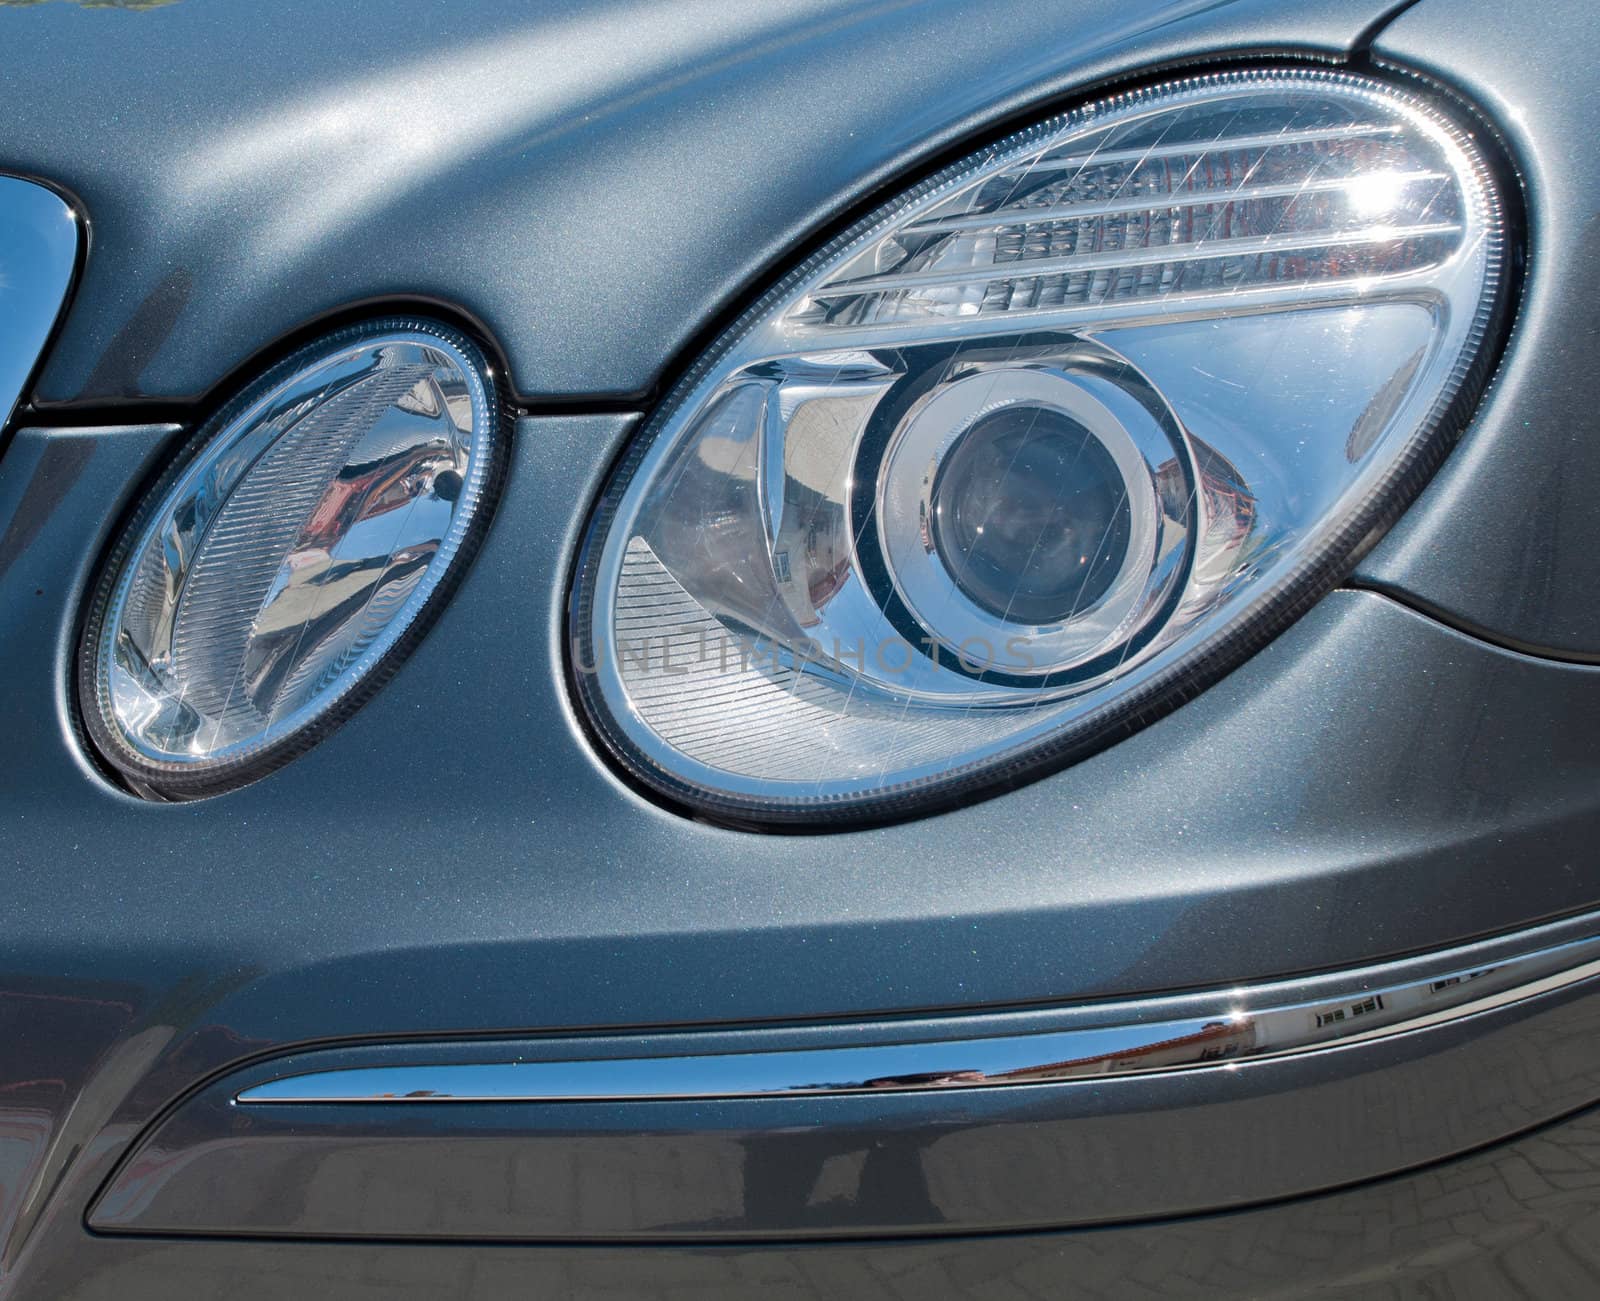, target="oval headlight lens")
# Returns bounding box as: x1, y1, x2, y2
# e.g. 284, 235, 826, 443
571, 68, 1511, 825
79, 319, 503, 799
